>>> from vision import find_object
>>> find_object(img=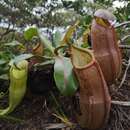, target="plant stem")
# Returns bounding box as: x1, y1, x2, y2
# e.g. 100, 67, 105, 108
112, 100, 130, 106
115, 21, 130, 28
